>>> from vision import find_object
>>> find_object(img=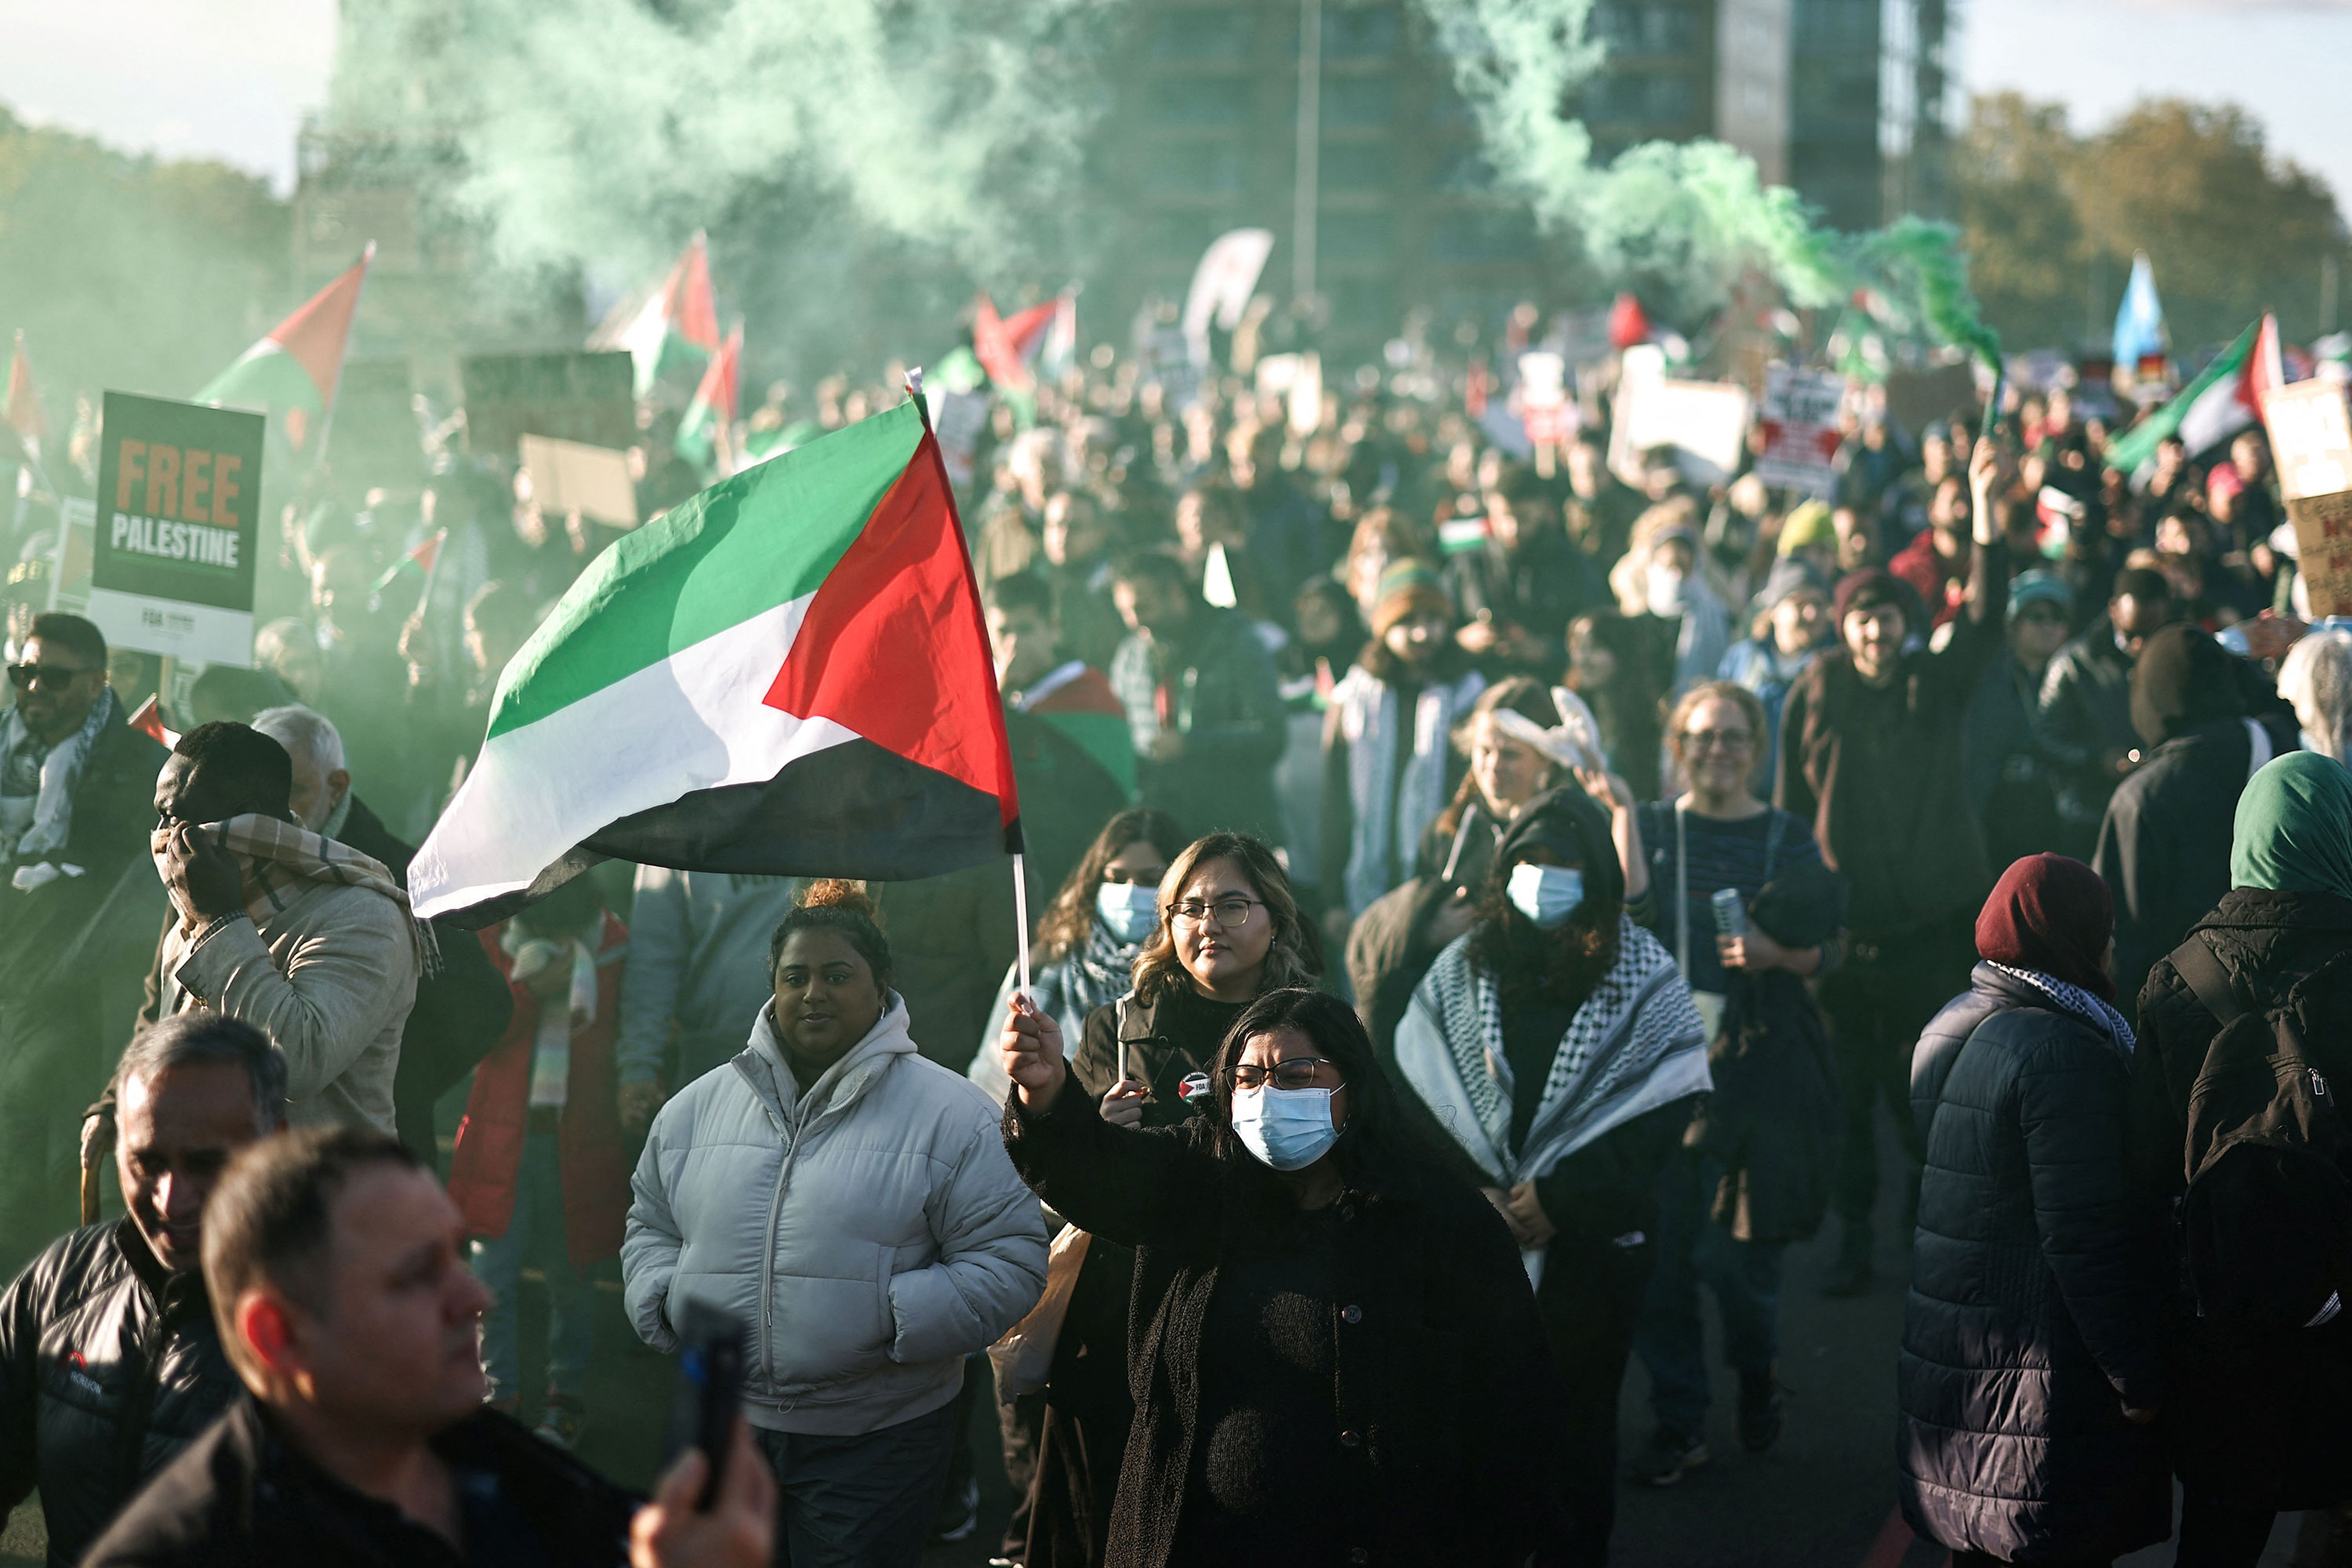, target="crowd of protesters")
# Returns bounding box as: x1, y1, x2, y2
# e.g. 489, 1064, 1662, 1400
0, 307, 2350, 1568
